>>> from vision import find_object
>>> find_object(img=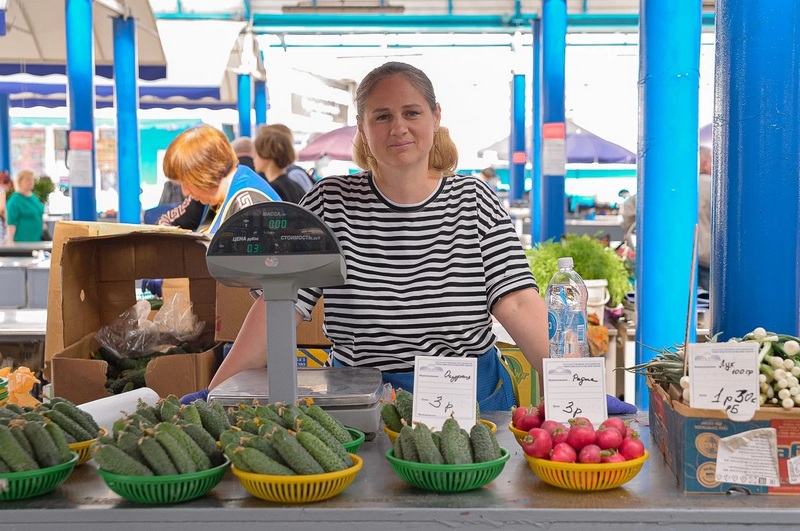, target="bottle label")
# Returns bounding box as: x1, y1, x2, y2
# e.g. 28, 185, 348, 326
547, 310, 557, 340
